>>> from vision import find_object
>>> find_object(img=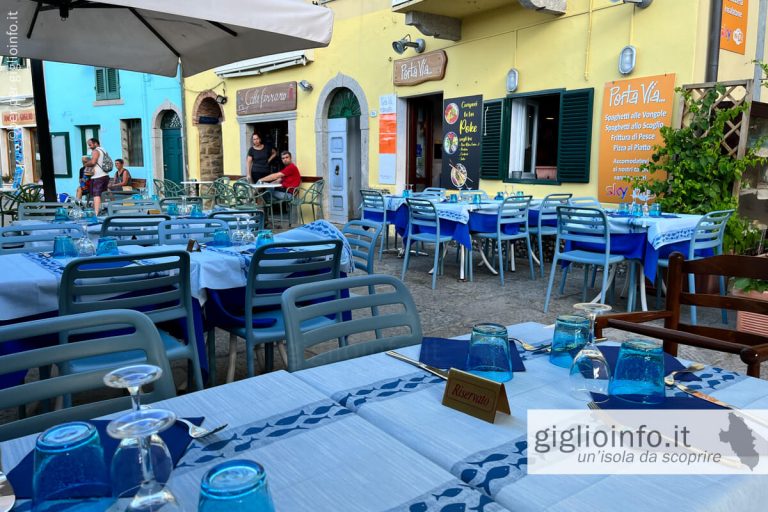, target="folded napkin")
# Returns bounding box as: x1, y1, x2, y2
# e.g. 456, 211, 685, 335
8, 417, 203, 499
593, 395, 724, 410
80, 260, 135, 270
419, 337, 526, 372
599, 346, 701, 382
